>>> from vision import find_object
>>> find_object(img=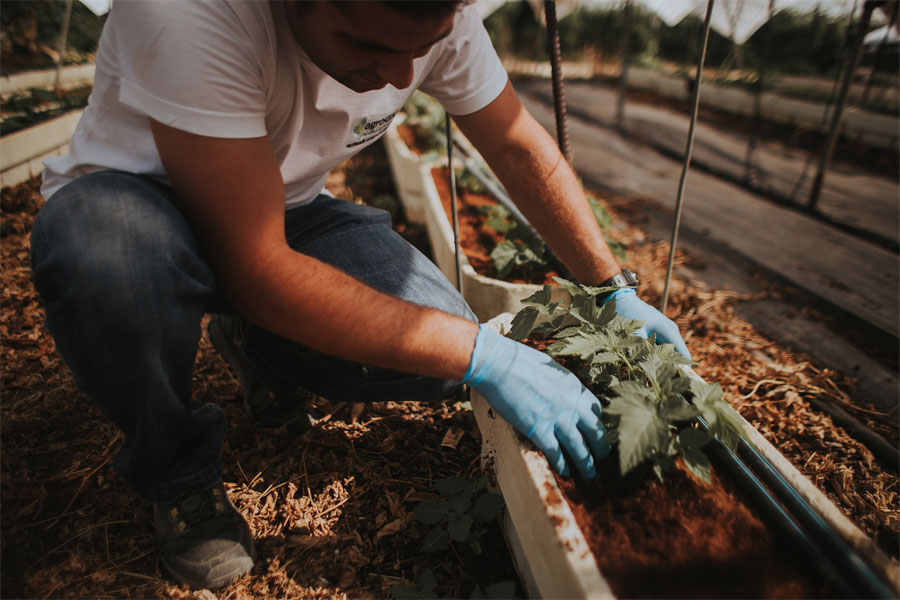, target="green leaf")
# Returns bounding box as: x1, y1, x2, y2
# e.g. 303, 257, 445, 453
690, 379, 746, 451
413, 498, 448, 525
417, 569, 437, 594
446, 489, 474, 514
606, 380, 653, 408
607, 393, 668, 475
546, 331, 604, 360
550, 276, 582, 297
590, 351, 620, 365
677, 427, 712, 450
448, 513, 474, 541
490, 240, 518, 279
653, 454, 676, 483
710, 403, 747, 453
472, 493, 504, 522
569, 293, 597, 325
681, 448, 712, 483
660, 398, 700, 422
509, 306, 539, 340
435, 476, 469, 496
521, 284, 554, 307
421, 527, 450, 553
595, 296, 619, 328
486, 581, 517, 599
506, 223, 535, 243
639, 354, 677, 391
485, 214, 512, 233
